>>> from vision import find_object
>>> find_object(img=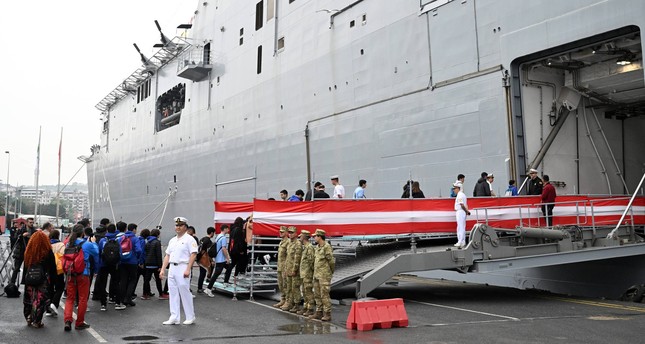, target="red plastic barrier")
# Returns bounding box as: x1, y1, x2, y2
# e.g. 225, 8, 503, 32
346, 298, 409, 331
